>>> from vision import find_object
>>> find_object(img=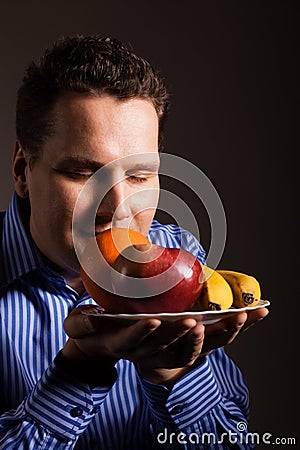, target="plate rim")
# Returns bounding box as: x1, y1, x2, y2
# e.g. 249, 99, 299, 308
82, 299, 270, 319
